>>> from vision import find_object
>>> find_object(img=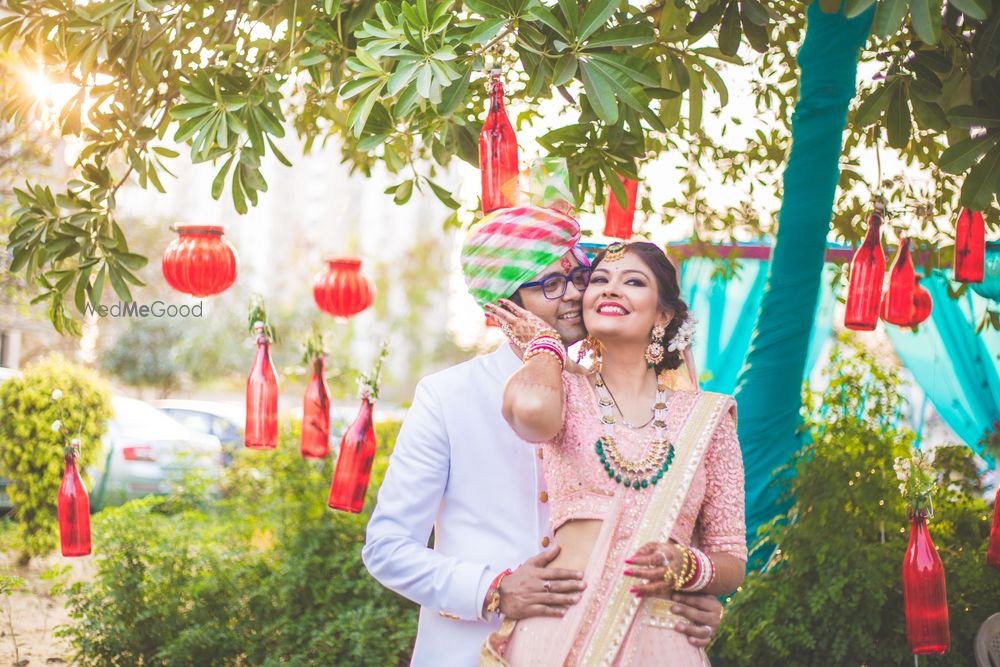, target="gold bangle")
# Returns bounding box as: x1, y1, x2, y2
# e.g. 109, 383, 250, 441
676, 547, 696, 589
